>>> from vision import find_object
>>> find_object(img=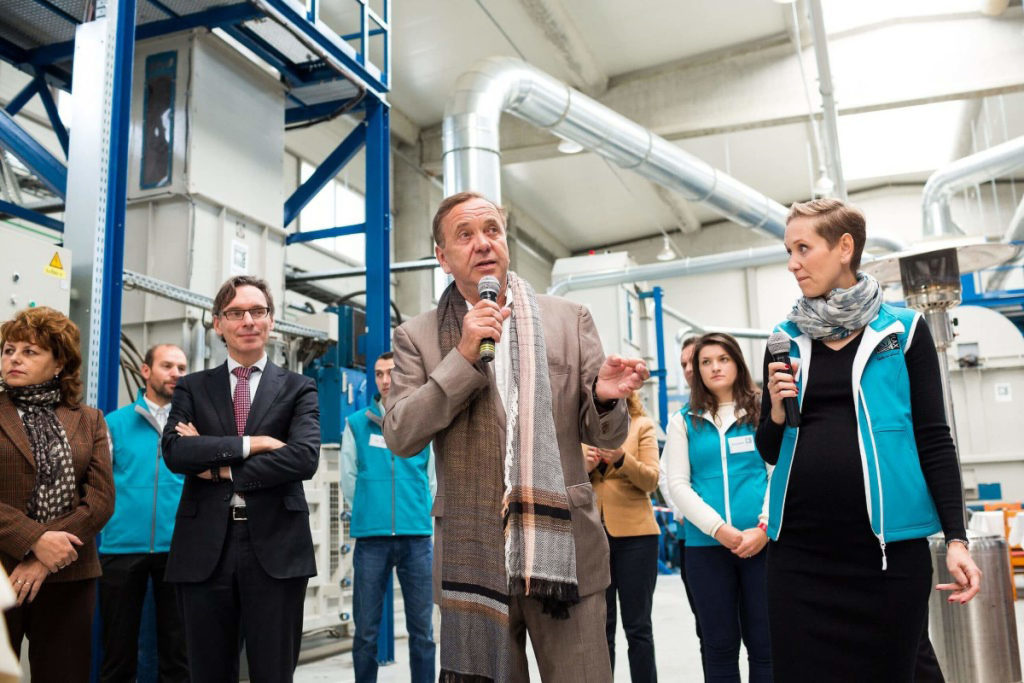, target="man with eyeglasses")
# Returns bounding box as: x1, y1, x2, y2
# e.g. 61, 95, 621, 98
162, 275, 321, 682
